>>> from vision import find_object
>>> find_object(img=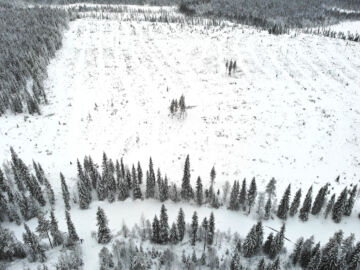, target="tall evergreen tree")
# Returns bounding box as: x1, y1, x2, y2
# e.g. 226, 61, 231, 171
49, 210, 63, 247
289, 188, 302, 217
146, 158, 156, 198
169, 222, 178, 244
118, 180, 129, 201
43, 176, 55, 206
264, 197, 272, 220
181, 155, 193, 201
263, 233, 274, 255
65, 210, 79, 244
159, 205, 169, 244
196, 176, 203, 206
311, 184, 328, 216
228, 181, 239, 210
299, 236, 314, 268
344, 185, 357, 216
307, 245, 321, 270
208, 212, 215, 245
291, 237, 304, 265
132, 174, 142, 200
60, 173, 71, 211
177, 208, 185, 242
332, 187, 347, 223
299, 186, 313, 221
277, 184, 291, 220
247, 177, 257, 214
151, 215, 160, 244
23, 224, 46, 262
269, 224, 285, 259
97, 207, 111, 244
191, 211, 198, 246
238, 178, 247, 211
243, 224, 259, 257
137, 161, 143, 185
36, 213, 52, 248
266, 178, 276, 200
324, 194, 335, 219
